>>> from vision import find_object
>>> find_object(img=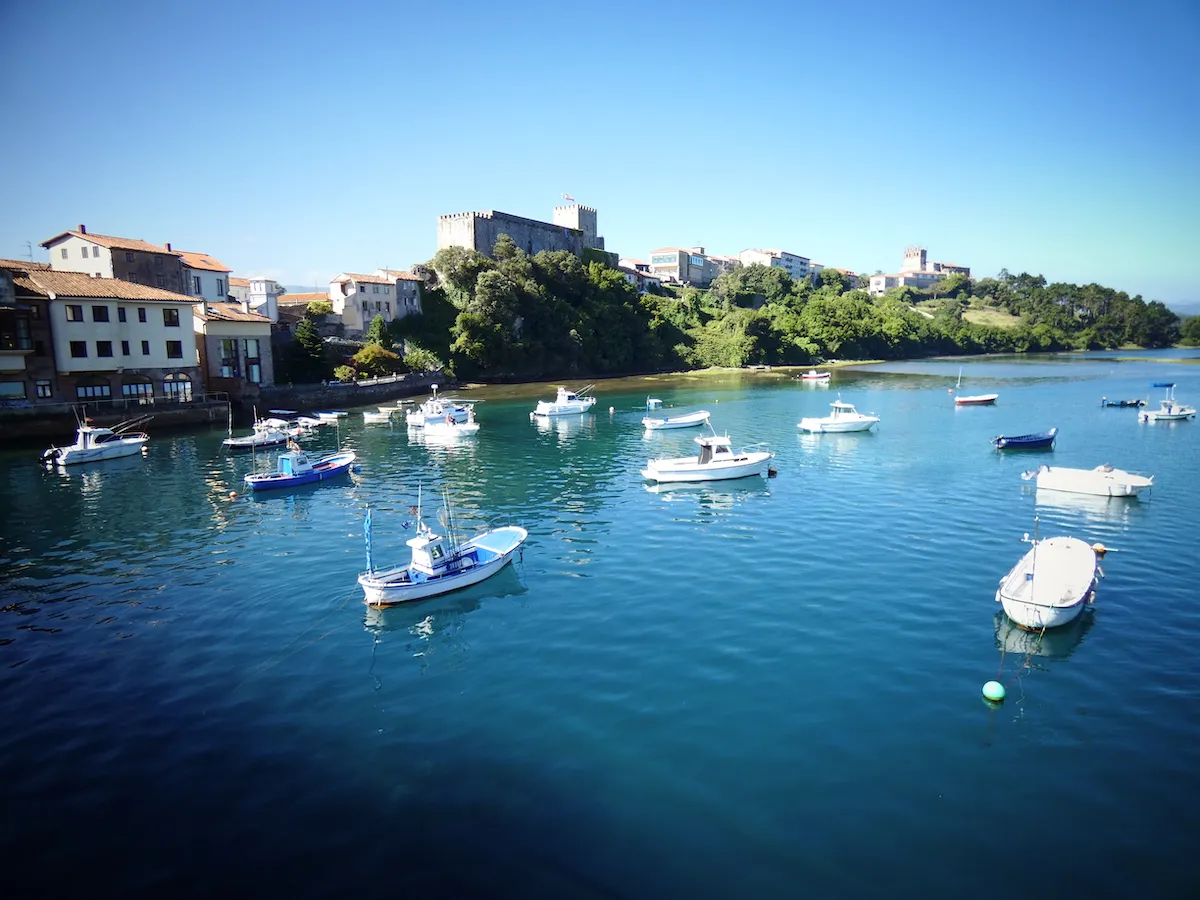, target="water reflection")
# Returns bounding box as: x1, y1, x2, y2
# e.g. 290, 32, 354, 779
1033, 488, 1145, 525
994, 609, 1093, 662
644, 477, 771, 508
531, 414, 594, 441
